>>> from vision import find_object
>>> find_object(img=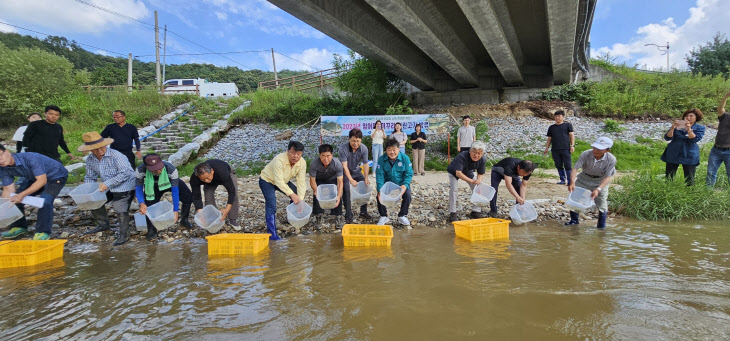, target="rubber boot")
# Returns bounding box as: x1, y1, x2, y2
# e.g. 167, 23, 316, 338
565, 169, 573, 186
146, 224, 158, 241
557, 169, 566, 184
266, 214, 280, 240
565, 211, 580, 225
86, 207, 111, 234
179, 203, 193, 229
113, 214, 131, 246
597, 211, 607, 228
